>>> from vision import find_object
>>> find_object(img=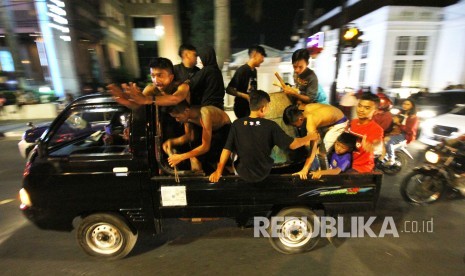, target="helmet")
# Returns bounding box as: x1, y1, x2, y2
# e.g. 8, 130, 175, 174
378, 93, 393, 111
